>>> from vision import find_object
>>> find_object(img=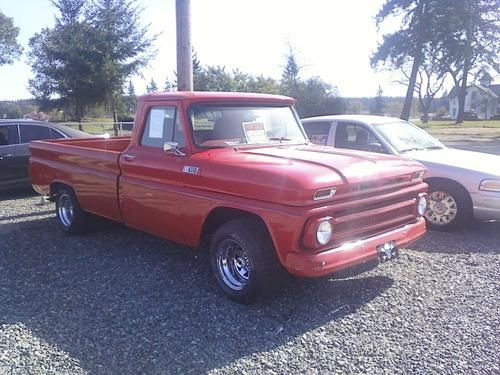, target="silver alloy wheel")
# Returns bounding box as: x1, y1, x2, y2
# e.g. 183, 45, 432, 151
58, 193, 74, 227
216, 238, 251, 291
426, 190, 458, 226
